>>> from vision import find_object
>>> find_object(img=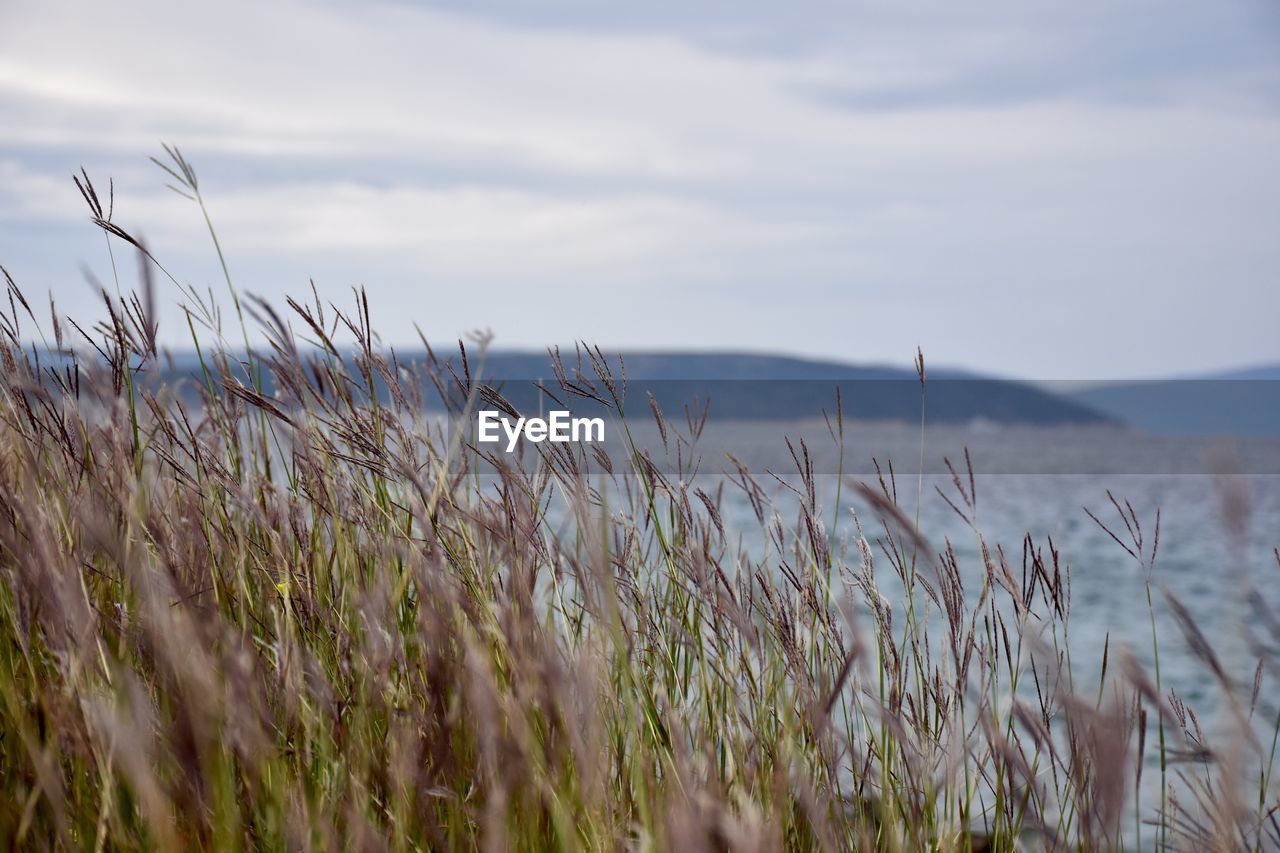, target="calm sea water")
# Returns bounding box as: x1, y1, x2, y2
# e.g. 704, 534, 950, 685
658, 421, 1280, 826
513, 418, 1280, 712
627, 422, 1270, 694
467, 416, 1278, 835
658, 421, 1279, 834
